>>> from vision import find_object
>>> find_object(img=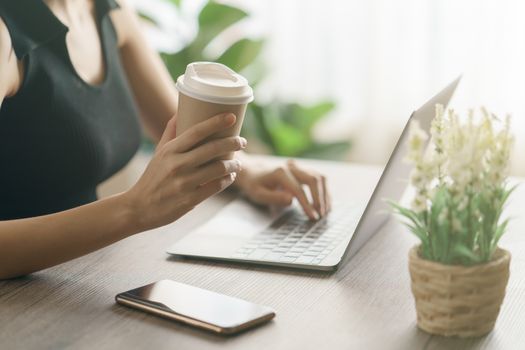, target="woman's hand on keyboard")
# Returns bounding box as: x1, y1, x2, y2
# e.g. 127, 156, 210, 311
234, 158, 331, 221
